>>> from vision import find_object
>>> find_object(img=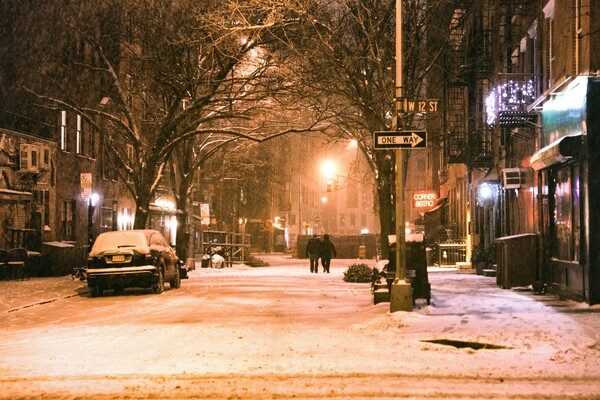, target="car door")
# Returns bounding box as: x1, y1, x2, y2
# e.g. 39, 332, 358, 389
154, 232, 176, 278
